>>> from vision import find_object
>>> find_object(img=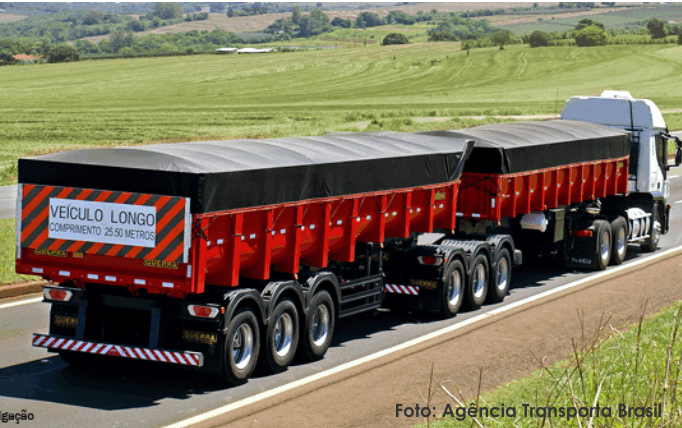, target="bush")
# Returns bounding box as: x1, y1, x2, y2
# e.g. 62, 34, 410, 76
679, 33, 682, 45
529, 30, 550, 47
355, 12, 384, 28
382, 33, 410, 45
574, 25, 607, 47
647, 17, 668, 39
0, 51, 17, 65
330, 17, 352, 28
490, 29, 515, 47
428, 31, 458, 42
549, 38, 576, 47
47, 44, 79, 63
